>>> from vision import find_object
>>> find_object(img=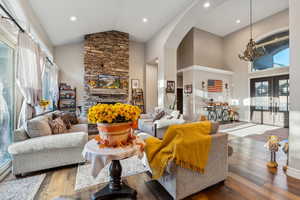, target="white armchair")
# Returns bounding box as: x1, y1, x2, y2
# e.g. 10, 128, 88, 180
138, 132, 228, 200
138, 108, 185, 138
